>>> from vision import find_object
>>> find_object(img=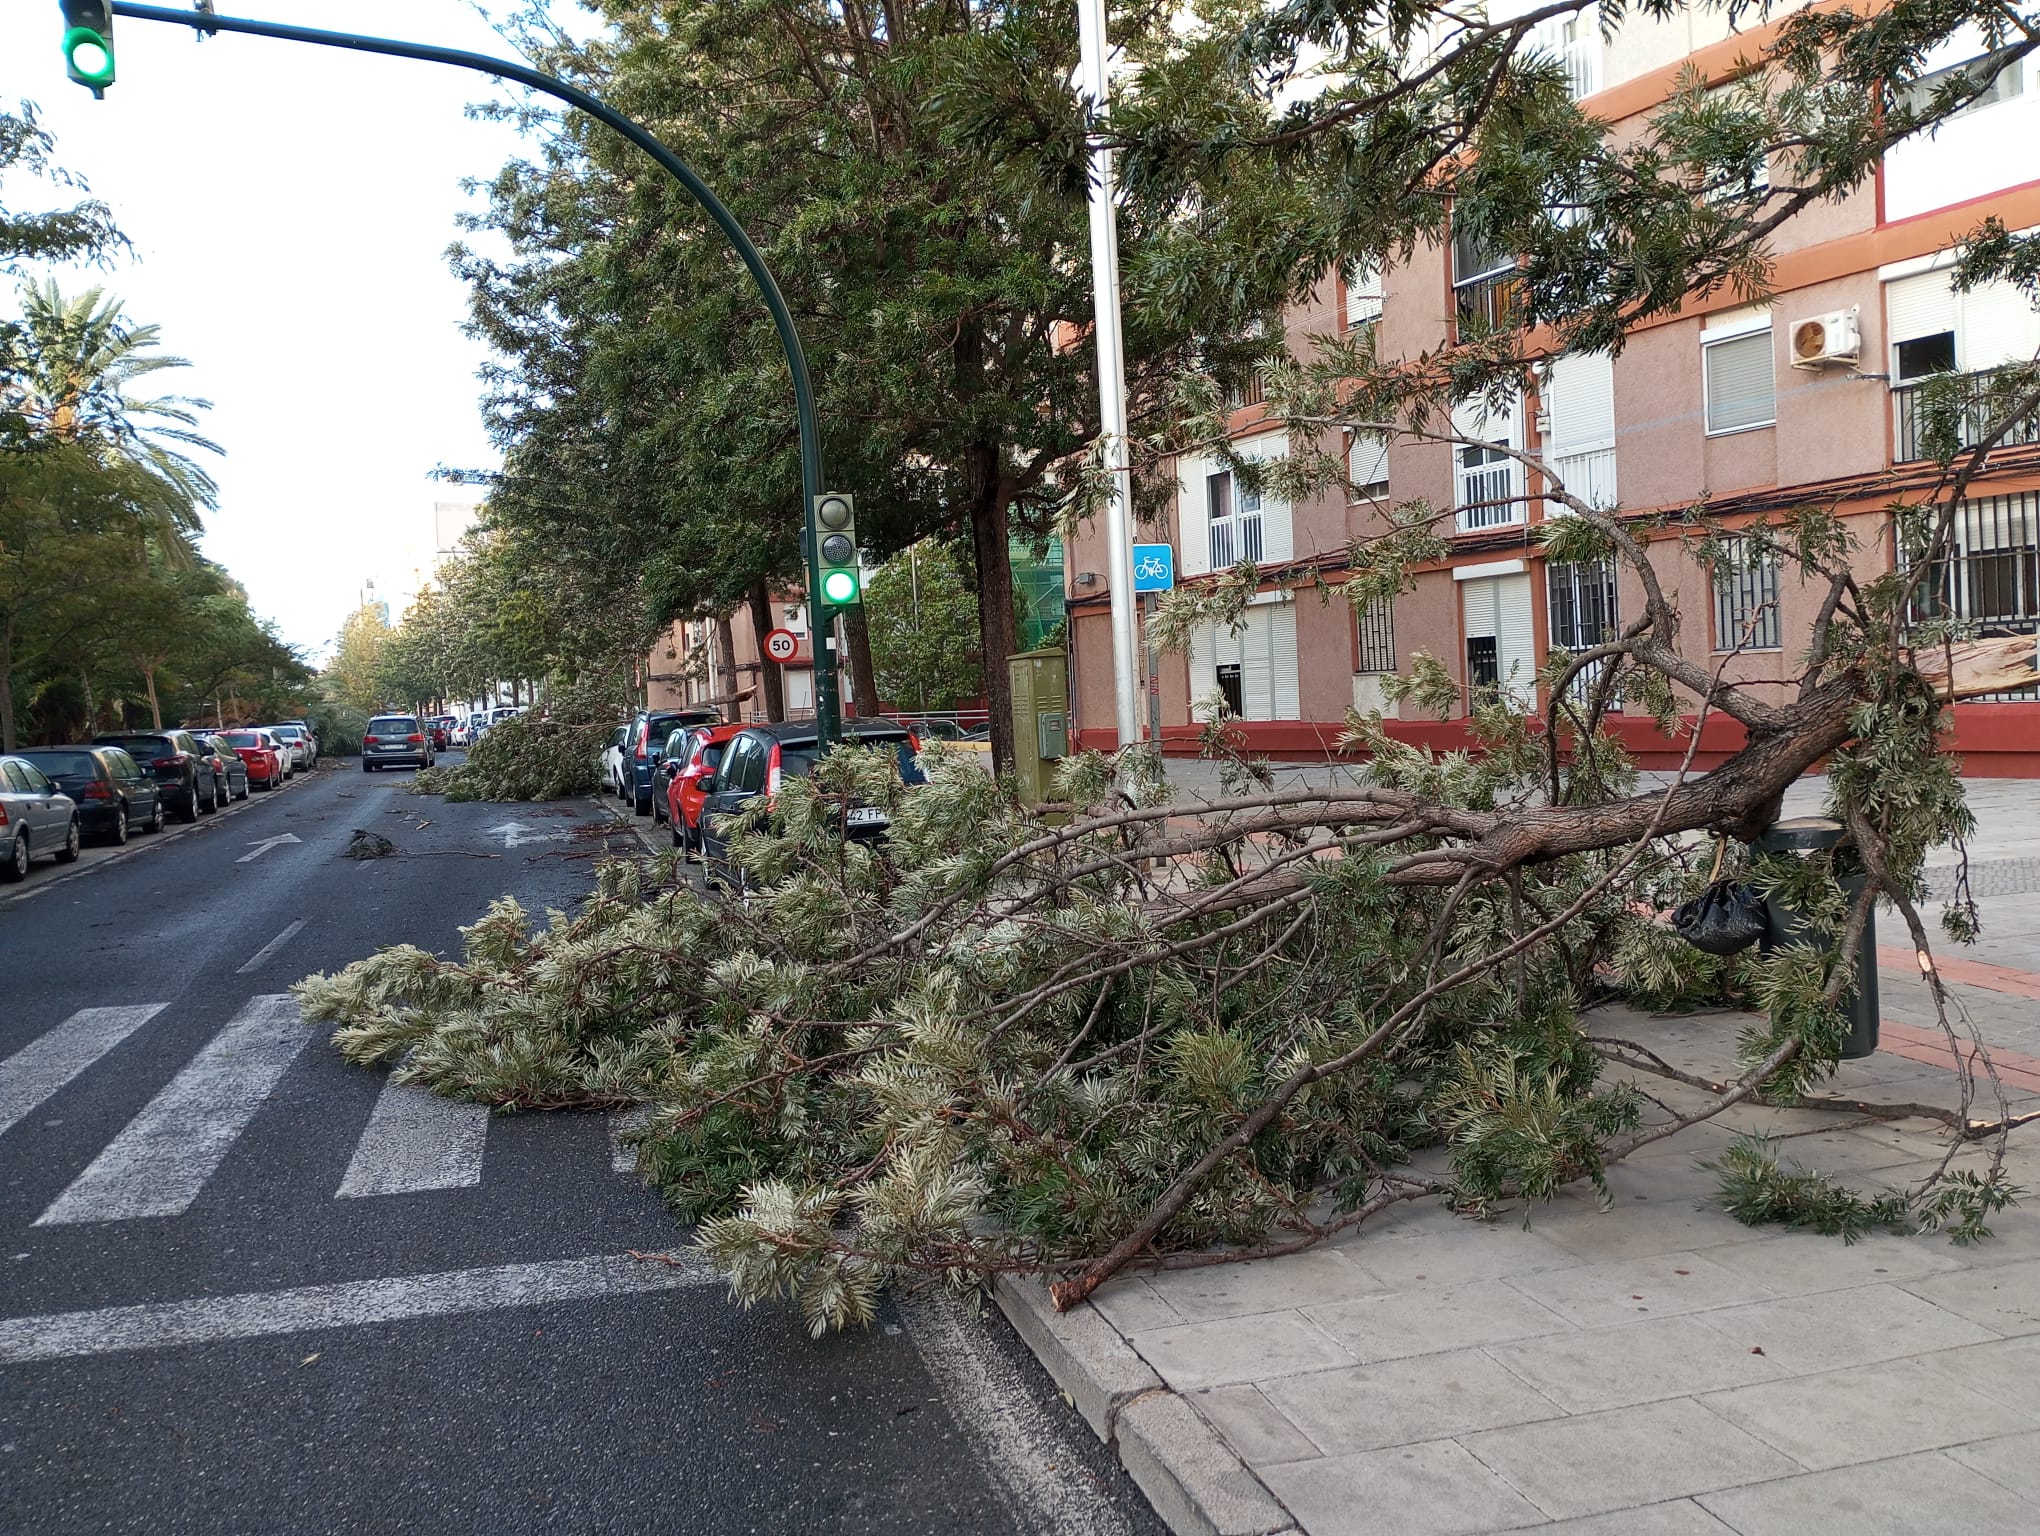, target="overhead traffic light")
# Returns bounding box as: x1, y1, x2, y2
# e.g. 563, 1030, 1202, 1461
60, 1, 115, 96
814, 492, 861, 606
